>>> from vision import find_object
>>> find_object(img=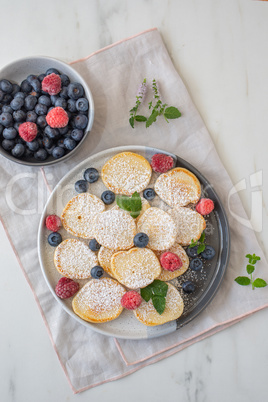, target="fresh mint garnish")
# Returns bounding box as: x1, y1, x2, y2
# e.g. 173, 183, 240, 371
234, 253, 266, 289
116, 191, 142, 218
129, 78, 147, 128
140, 280, 168, 315
189, 232, 206, 254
